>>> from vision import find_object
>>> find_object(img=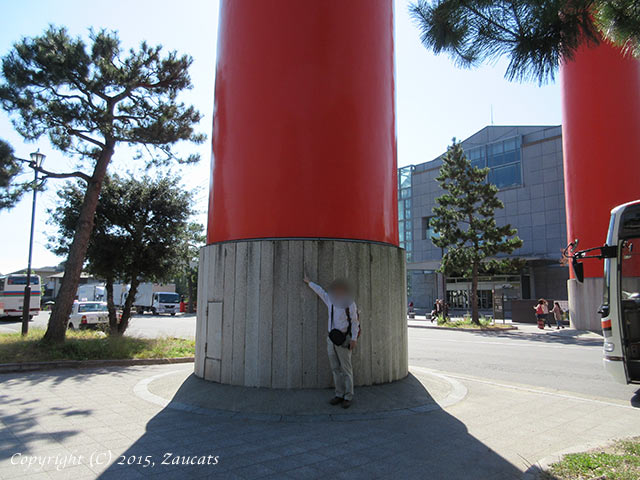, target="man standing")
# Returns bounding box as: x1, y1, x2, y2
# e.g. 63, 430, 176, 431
304, 275, 360, 408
